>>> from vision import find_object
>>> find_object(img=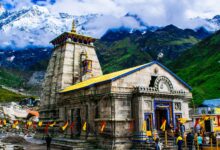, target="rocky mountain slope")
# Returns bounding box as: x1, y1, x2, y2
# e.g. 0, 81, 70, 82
96, 25, 210, 73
